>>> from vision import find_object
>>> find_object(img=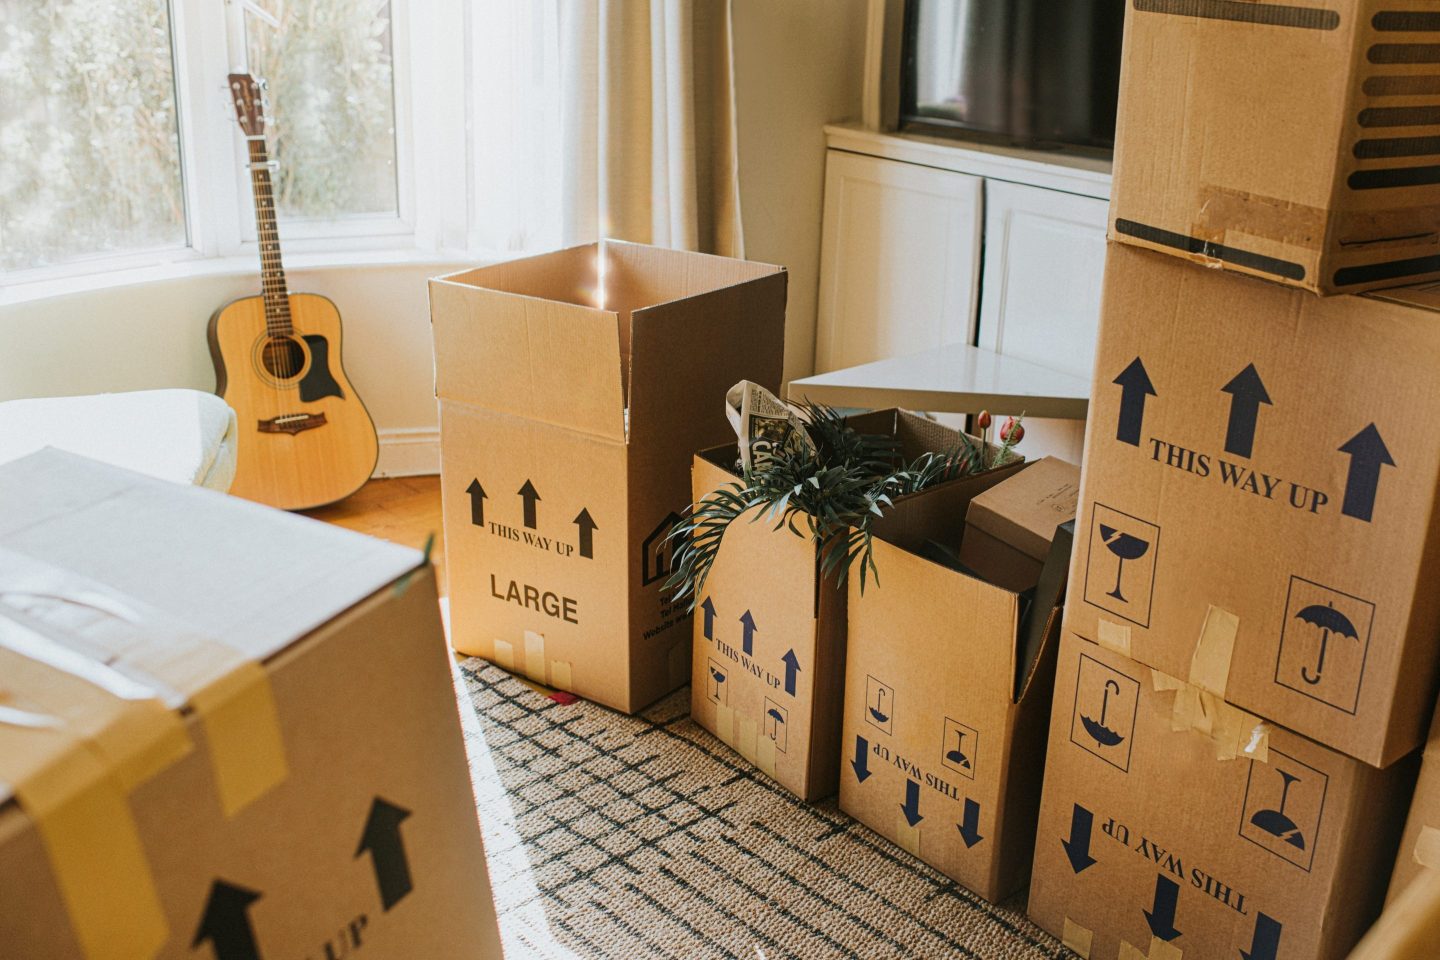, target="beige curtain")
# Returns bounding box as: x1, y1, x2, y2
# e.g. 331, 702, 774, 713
558, 0, 743, 256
